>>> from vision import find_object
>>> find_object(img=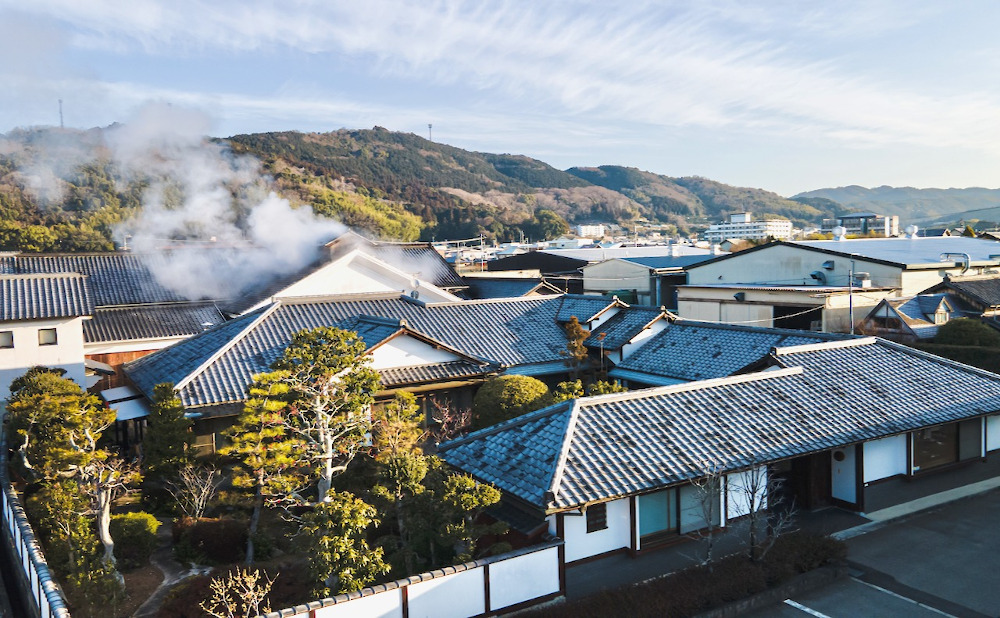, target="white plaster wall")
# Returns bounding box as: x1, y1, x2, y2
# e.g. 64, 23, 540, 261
313, 589, 403, 618
863, 435, 908, 482
726, 468, 768, 520
407, 568, 485, 618
721, 303, 773, 327
987, 415, 1000, 451
588, 306, 620, 331
620, 320, 667, 360
489, 547, 561, 610
0, 317, 86, 402
583, 260, 651, 295
559, 498, 631, 562
677, 299, 722, 322
687, 245, 901, 288
831, 447, 857, 503
679, 482, 723, 534
368, 335, 459, 369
